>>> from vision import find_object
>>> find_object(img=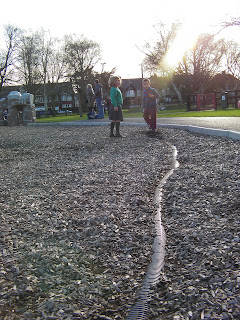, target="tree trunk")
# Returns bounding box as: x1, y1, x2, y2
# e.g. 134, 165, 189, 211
171, 77, 183, 104
44, 82, 48, 116
77, 89, 83, 117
